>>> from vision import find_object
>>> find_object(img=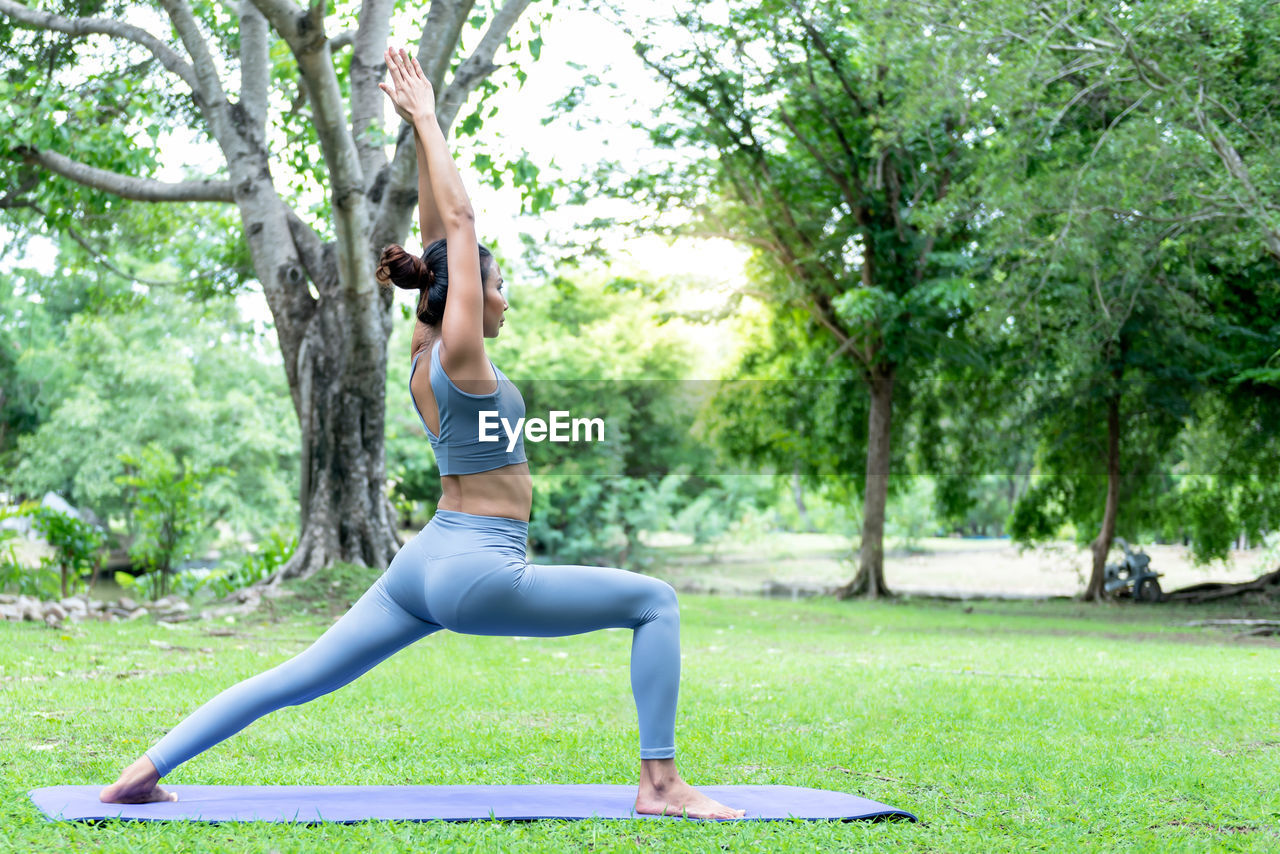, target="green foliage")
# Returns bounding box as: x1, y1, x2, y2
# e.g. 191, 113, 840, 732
114, 444, 225, 601
30, 504, 108, 598
4, 288, 300, 539
389, 265, 730, 566
0, 500, 59, 598
114, 529, 294, 602
203, 530, 296, 600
